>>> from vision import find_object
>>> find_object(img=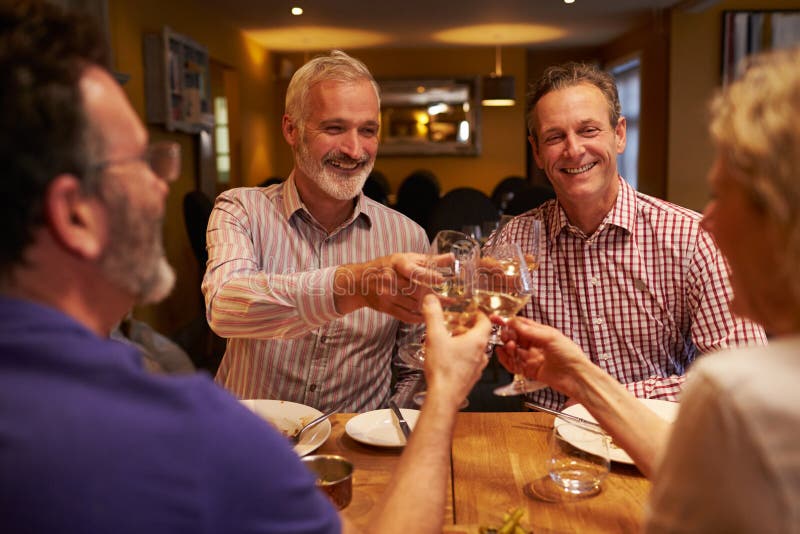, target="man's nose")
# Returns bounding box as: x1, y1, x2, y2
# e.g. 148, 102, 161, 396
563, 133, 584, 158
339, 129, 362, 158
